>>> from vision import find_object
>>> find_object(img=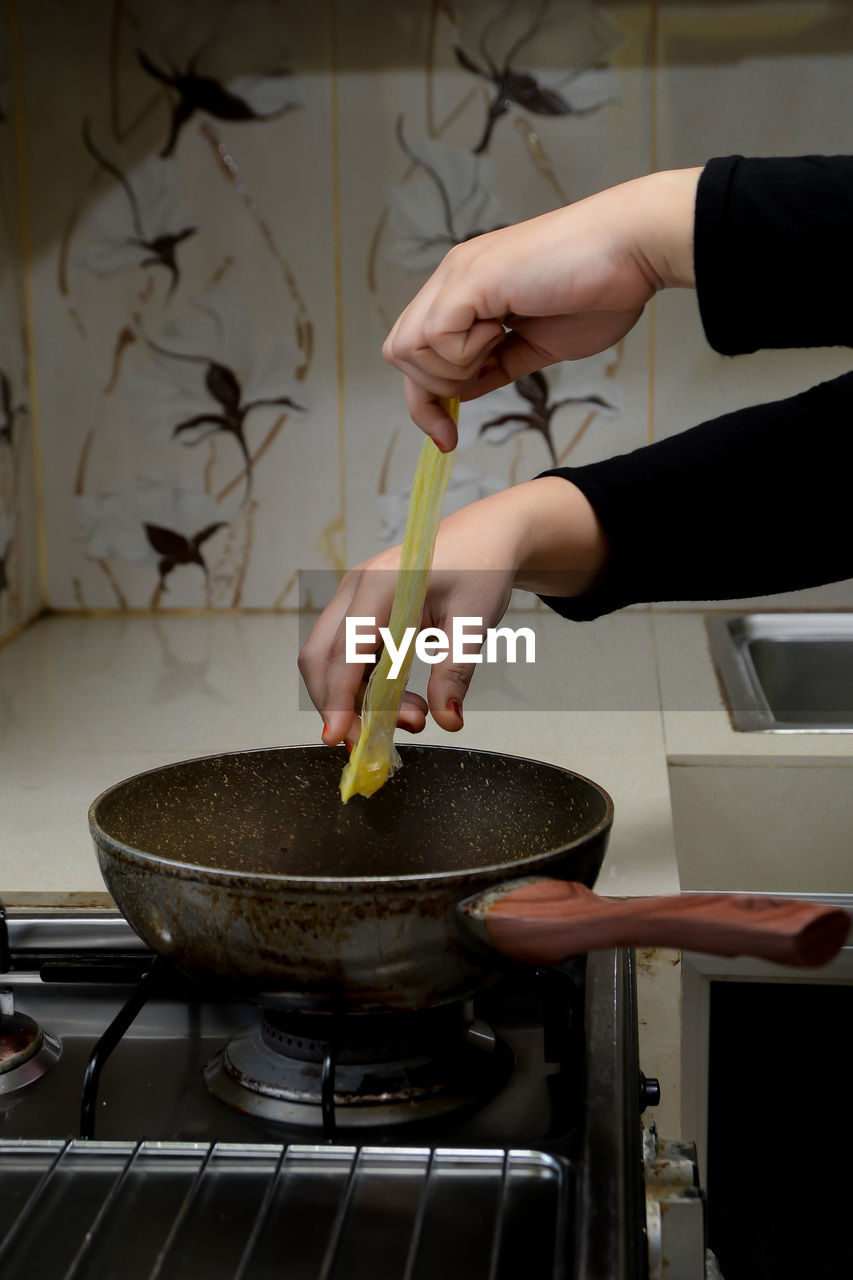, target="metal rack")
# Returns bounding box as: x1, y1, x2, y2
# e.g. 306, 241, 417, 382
0, 1141, 569, 1280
